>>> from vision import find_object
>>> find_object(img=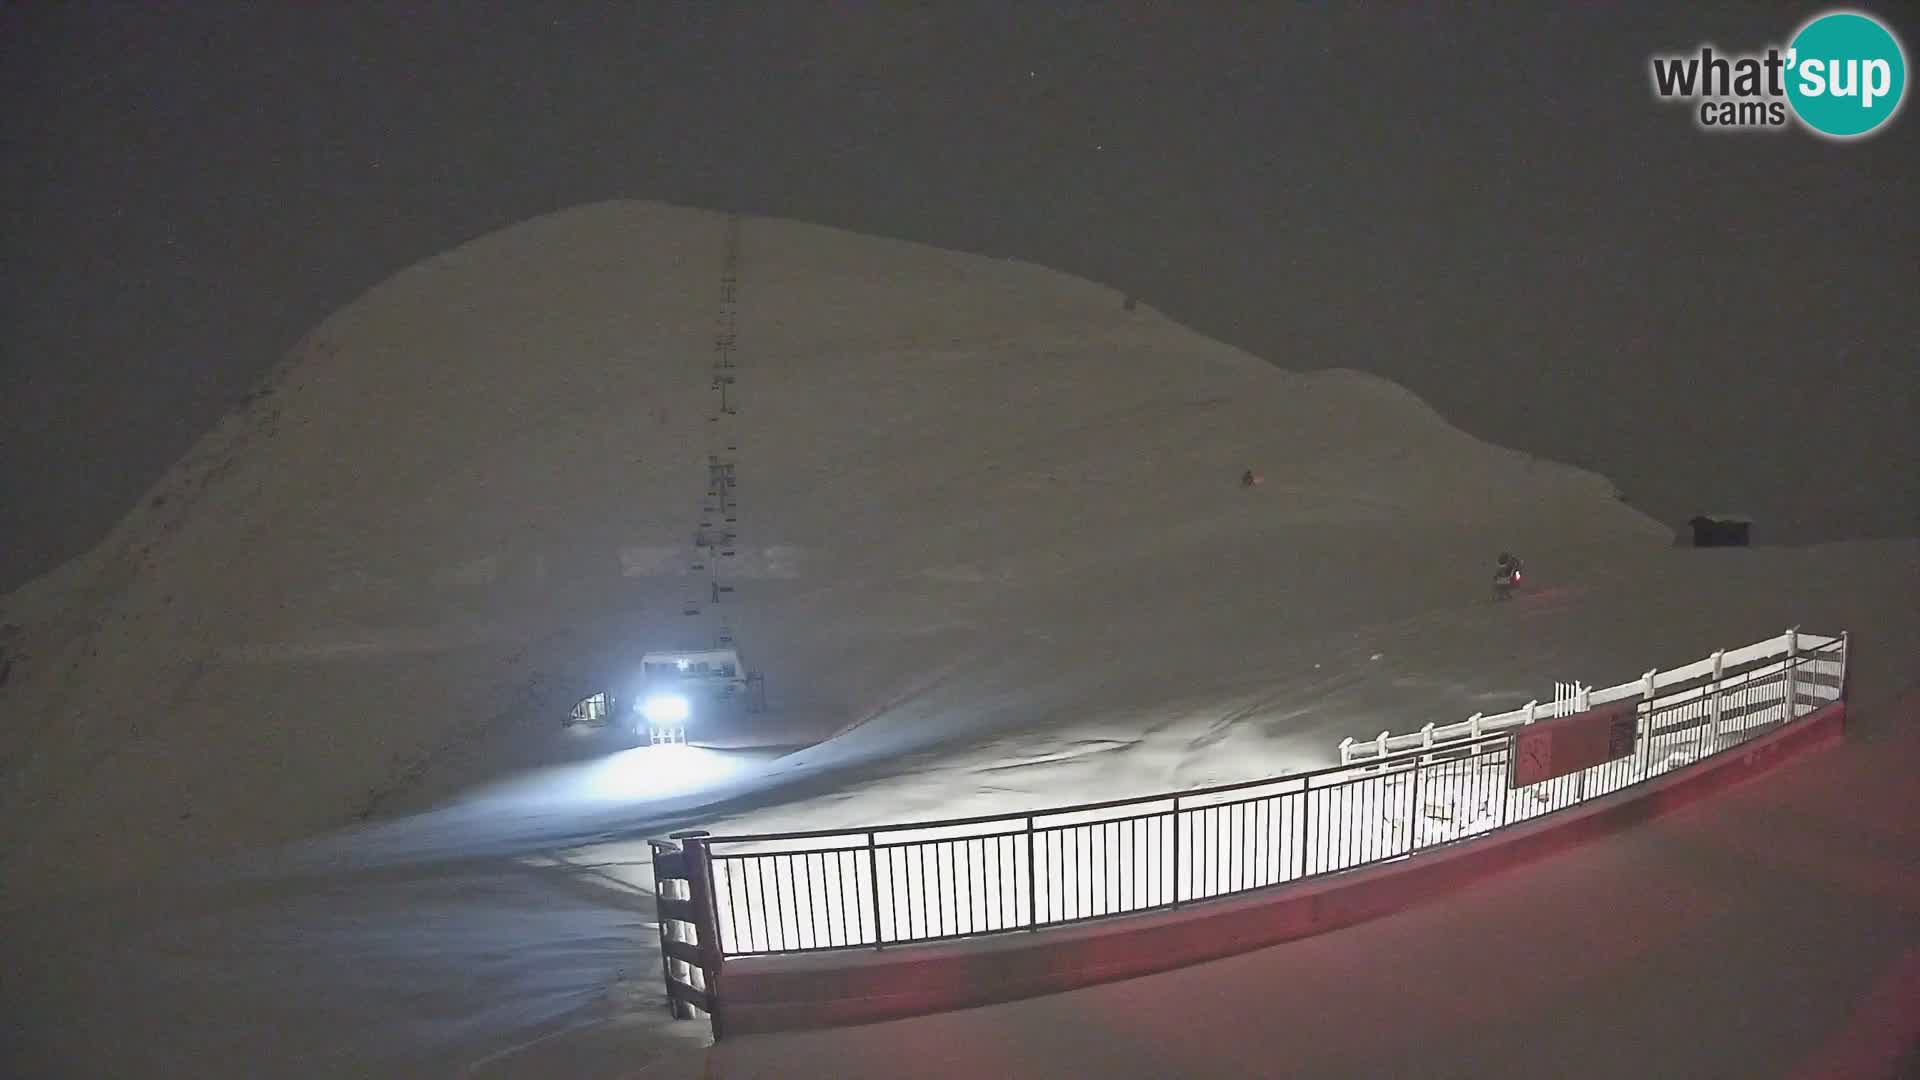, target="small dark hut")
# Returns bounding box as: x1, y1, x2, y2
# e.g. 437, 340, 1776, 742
1688, 514, 1752, 547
